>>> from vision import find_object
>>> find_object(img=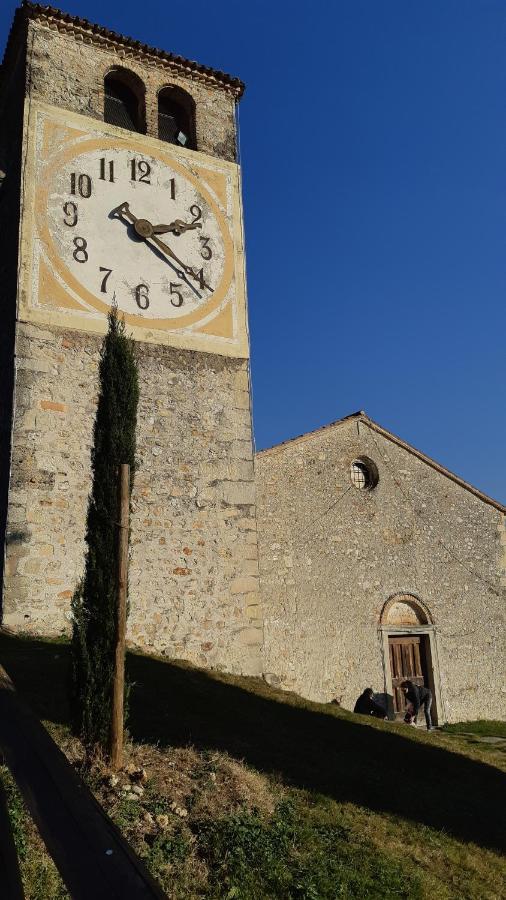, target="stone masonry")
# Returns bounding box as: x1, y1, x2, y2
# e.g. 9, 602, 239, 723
0, 6, 263, 675
256, 414, 506, 723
